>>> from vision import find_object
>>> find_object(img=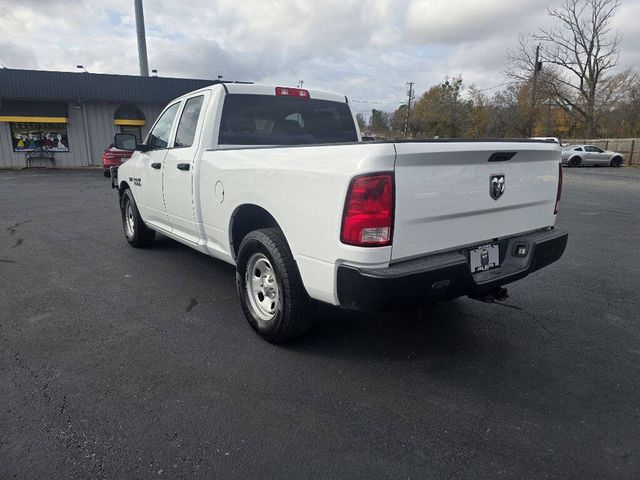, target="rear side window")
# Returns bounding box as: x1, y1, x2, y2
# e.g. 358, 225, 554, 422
175, 95, 204, 148
574, 147, 583, 151
218, 94, 358, 145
